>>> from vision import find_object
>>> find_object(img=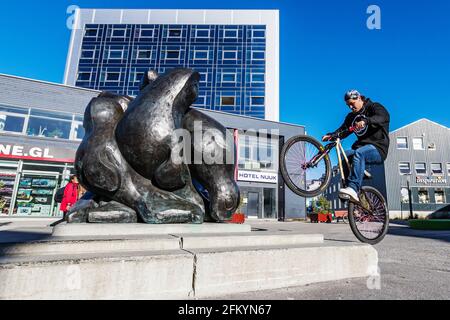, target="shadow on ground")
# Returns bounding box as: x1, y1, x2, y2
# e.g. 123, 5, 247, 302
388, 225, 450, 243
